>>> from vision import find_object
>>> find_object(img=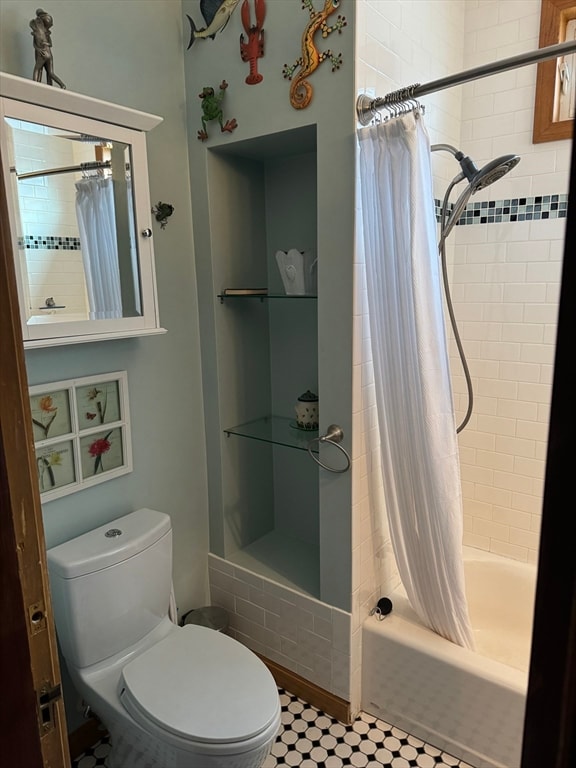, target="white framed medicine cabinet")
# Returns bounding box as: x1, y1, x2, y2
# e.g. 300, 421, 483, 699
0, 71, 166, 348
